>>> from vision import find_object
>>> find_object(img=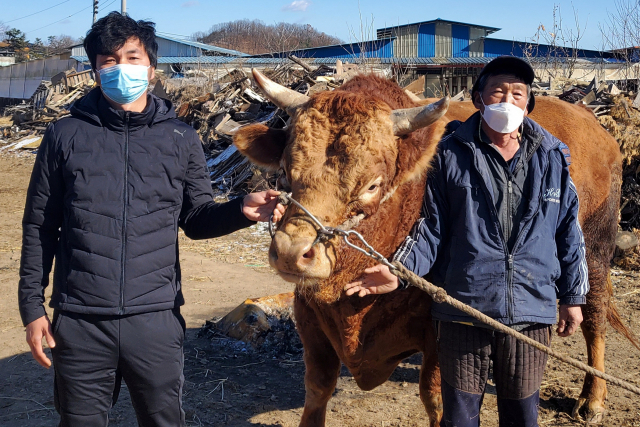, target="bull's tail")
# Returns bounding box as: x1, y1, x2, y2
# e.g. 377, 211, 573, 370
606, 273, 640, 351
